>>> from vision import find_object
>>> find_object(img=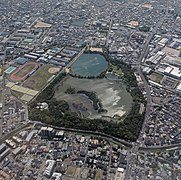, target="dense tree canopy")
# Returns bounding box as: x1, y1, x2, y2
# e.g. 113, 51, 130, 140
29, 51, 145, 142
